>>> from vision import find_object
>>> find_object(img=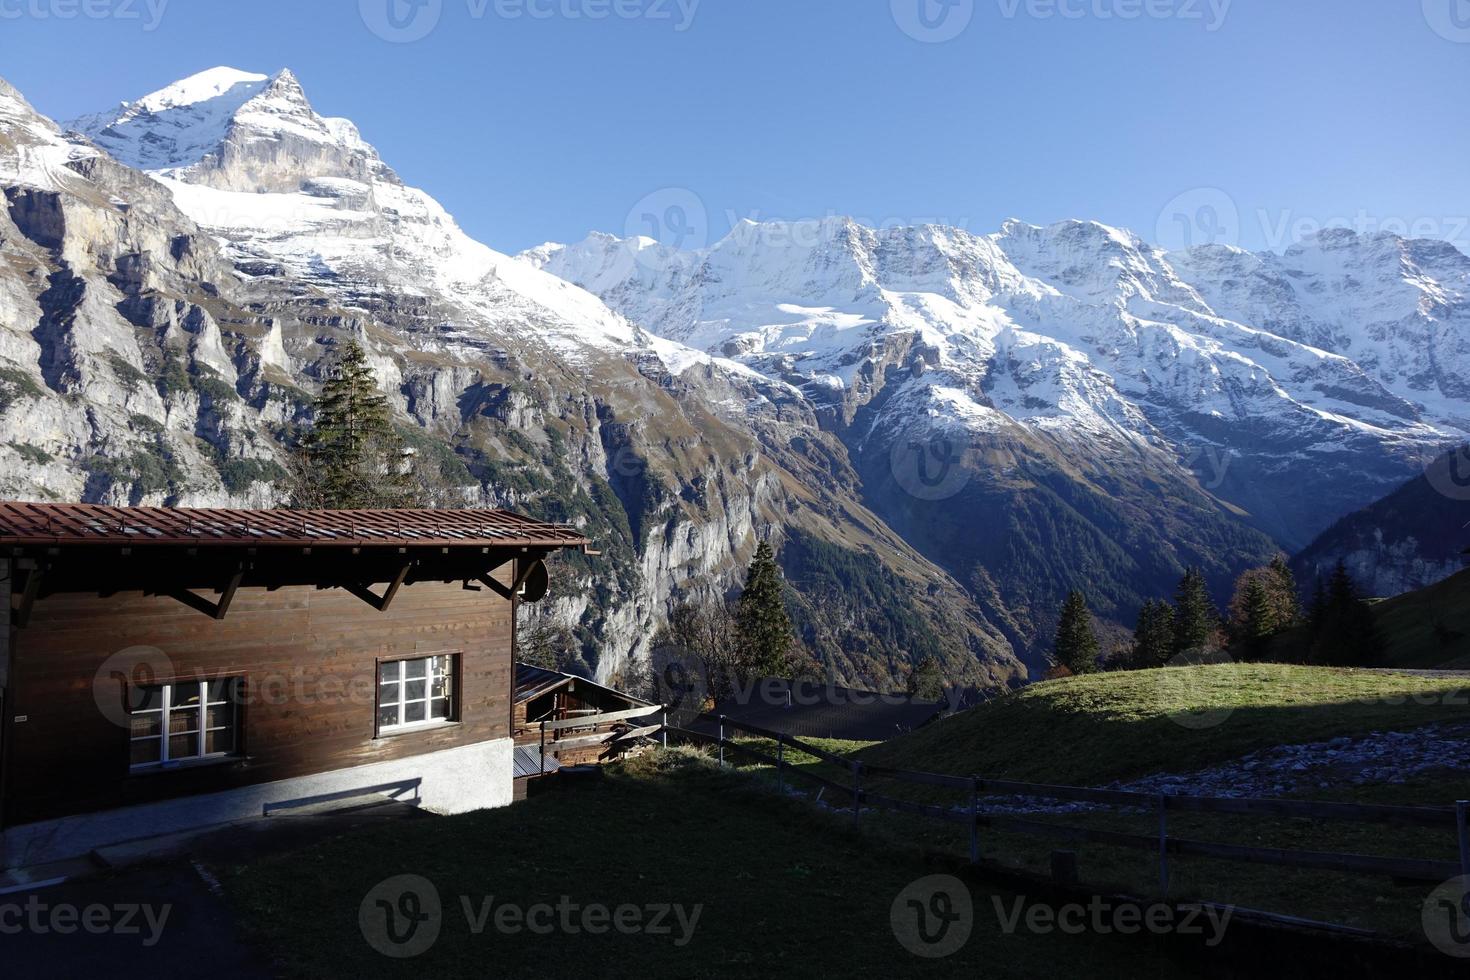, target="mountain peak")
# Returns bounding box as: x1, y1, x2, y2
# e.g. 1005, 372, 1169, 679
130, 66, 269, 115
69, 65, 385, 192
